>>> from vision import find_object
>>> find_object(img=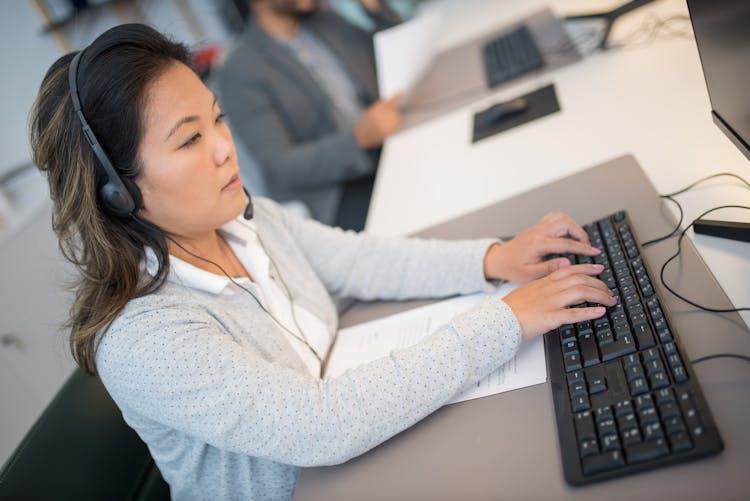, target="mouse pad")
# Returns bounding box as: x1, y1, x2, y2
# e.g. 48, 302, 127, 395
472, 83, 559, 143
